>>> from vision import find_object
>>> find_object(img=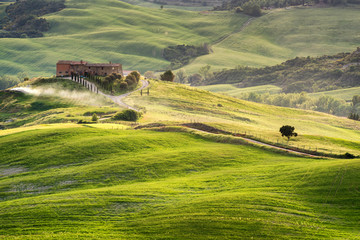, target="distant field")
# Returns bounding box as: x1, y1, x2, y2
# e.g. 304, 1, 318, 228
198, 84, 282, 97
0, 1, 360, 77
121, 0, 213, 11
182, 6, 360, 73
0, 0, 248, 77
1, 125, 360, 239
309, 86, 360, 101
